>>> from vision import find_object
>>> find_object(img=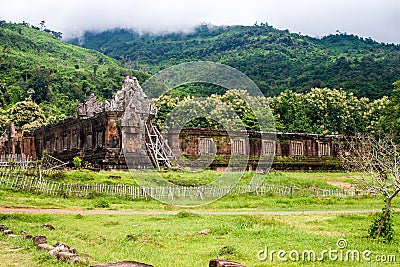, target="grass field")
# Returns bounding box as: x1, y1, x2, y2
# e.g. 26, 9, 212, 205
1, 212, 399, 266
0, 170, 389, 212
0, 170, 399, 266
